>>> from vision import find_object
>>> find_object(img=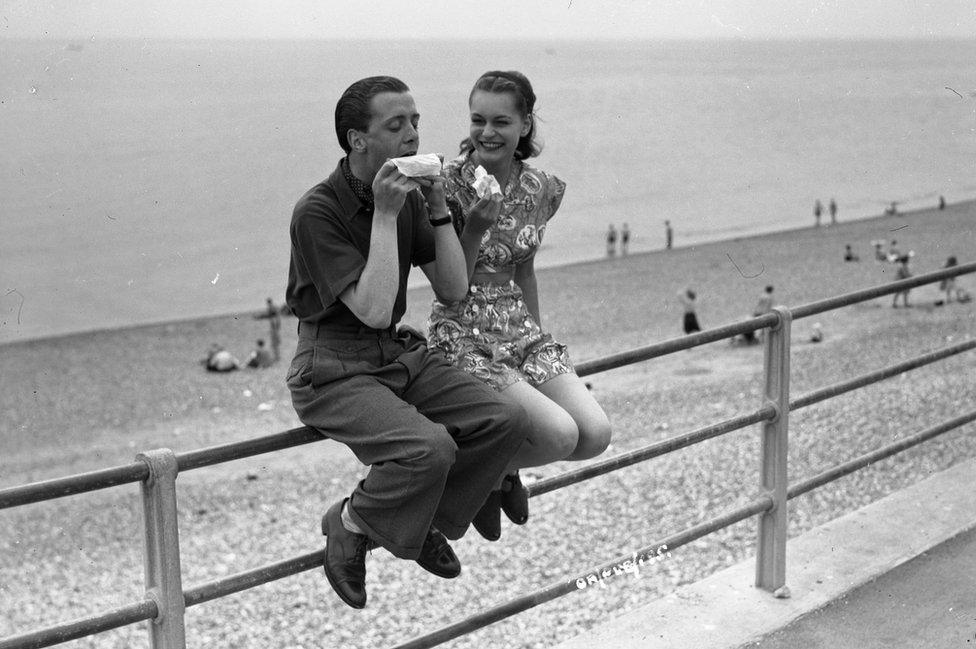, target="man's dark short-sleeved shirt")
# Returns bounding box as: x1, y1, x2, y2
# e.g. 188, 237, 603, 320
286, 160, 436, 328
